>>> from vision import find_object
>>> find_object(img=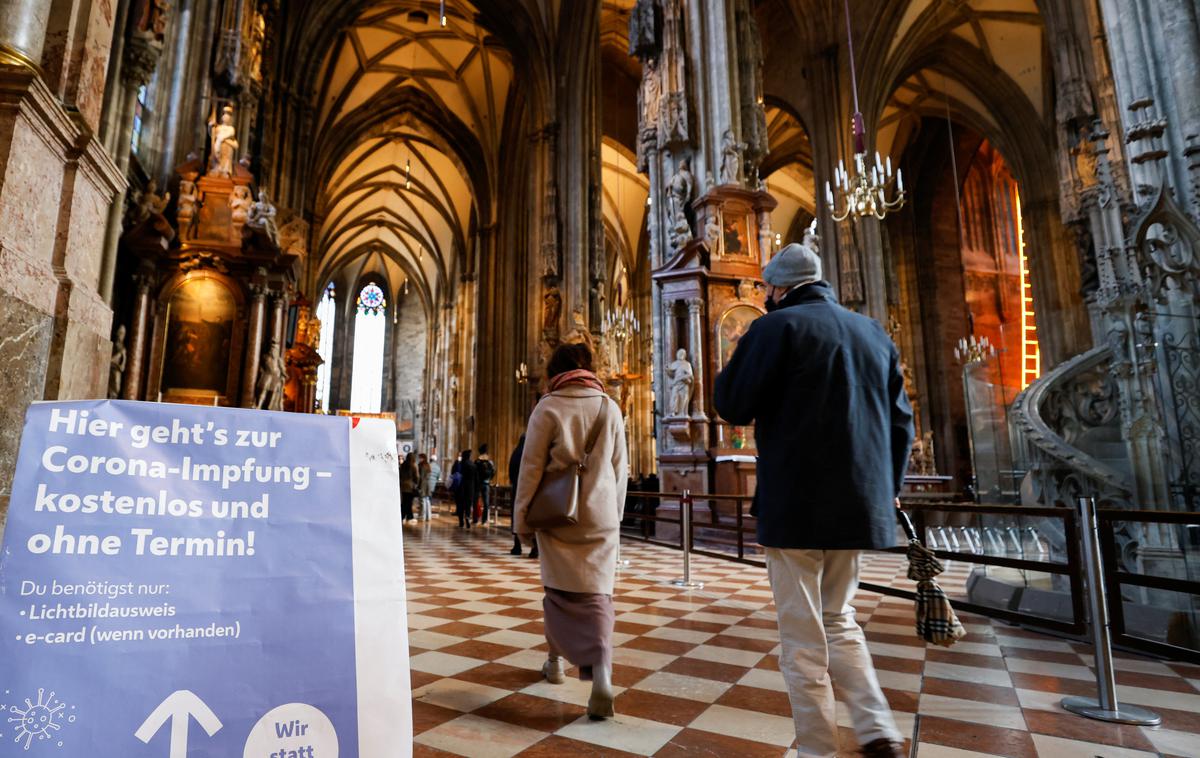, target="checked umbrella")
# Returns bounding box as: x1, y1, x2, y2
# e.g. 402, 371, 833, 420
898, 509, 967, 647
